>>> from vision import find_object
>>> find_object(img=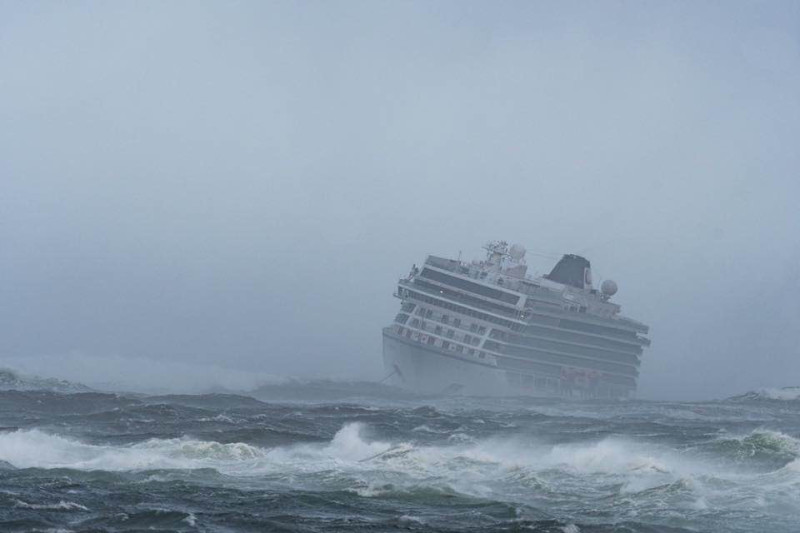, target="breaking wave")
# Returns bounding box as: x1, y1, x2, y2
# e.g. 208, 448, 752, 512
1, 404, 799, 533
2, 423, 798, 508
1, 423, 796, 476
727, 386, 800, 402
2, 385, 800, 533
703, 430, 799, 465
0, 429, 268, 472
